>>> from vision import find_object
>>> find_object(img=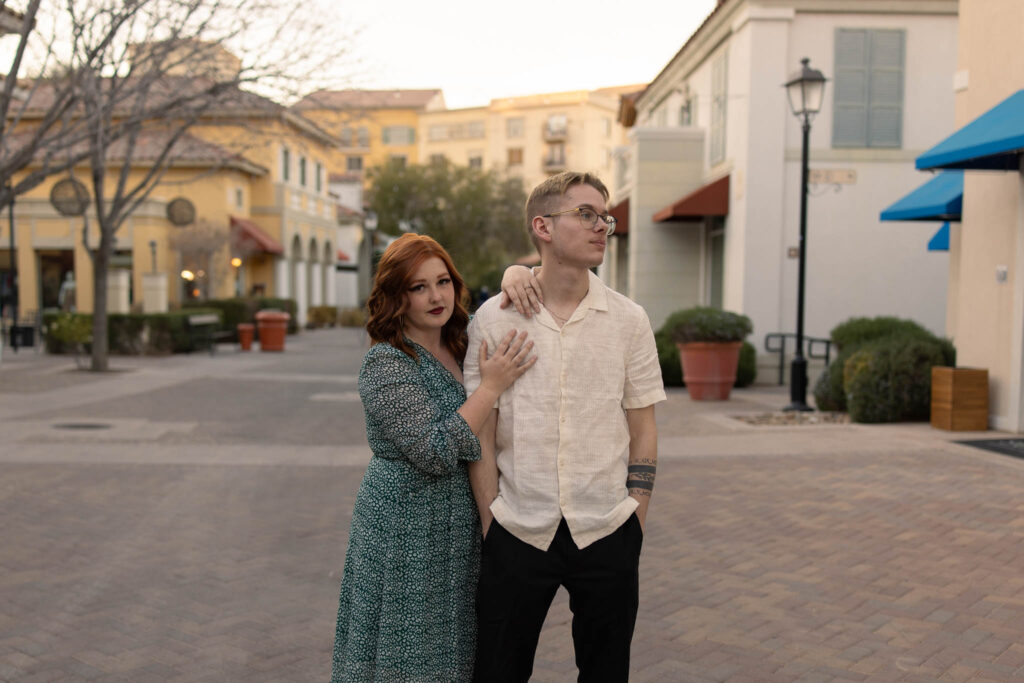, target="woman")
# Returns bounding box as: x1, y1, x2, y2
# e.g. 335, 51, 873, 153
332, 234, 537, 682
